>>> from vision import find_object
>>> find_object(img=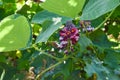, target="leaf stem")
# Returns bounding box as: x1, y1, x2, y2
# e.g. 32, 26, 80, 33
35, 61, 62, 80
35, 55, 70, 80
42, 51, 60, 61
32, 44, 60, 61
94, 9, 115, 31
